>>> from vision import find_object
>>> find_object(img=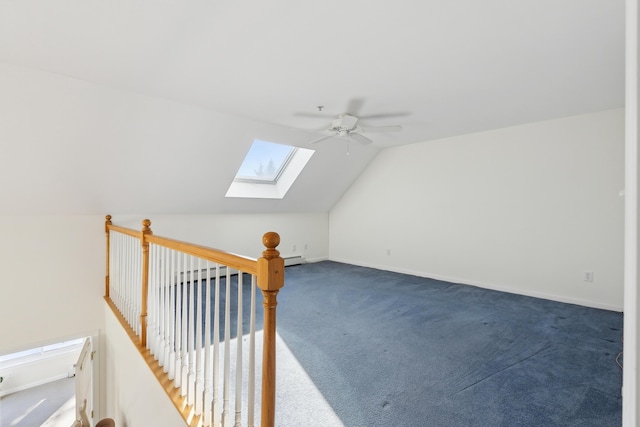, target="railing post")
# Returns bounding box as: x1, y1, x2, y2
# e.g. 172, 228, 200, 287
105, 214, 112, 298
257, 232, 285, 427
140, 219, 153, 347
